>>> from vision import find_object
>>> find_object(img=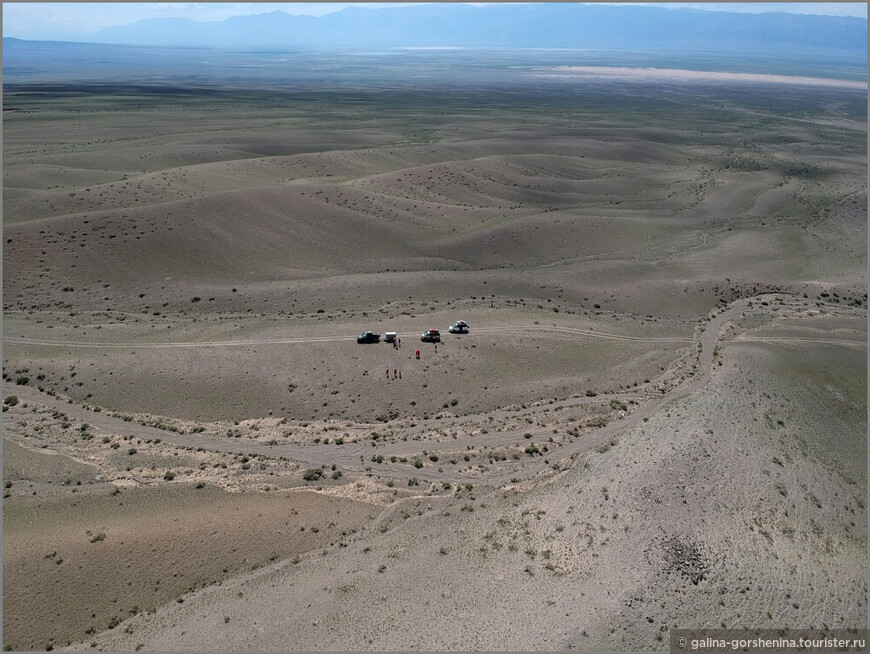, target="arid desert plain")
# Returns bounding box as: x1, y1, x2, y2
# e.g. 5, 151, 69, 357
2, 49, 867, 651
